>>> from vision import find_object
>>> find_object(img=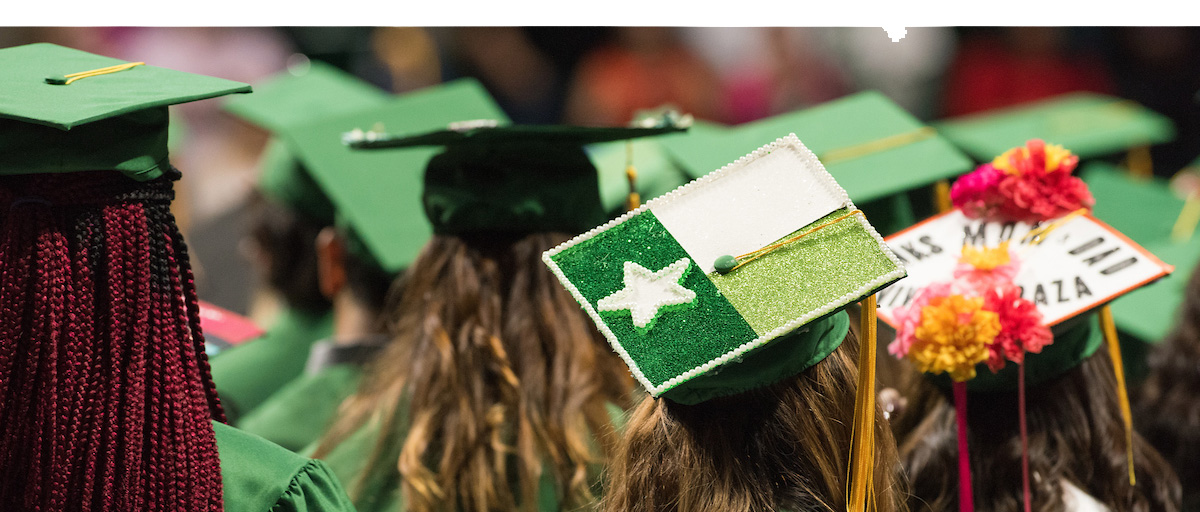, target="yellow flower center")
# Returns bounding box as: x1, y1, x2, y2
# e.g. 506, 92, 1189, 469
959, 241, 1011, 270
